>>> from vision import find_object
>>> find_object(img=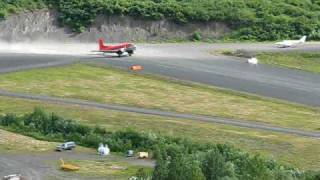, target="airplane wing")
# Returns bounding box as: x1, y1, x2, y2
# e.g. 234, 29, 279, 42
100, 48, 125, 53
